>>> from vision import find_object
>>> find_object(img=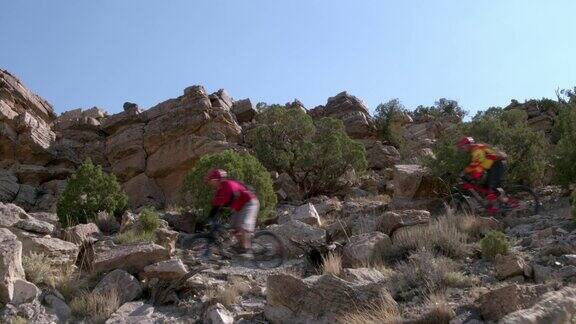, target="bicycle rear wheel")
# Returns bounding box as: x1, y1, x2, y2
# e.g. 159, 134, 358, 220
251, 231, 285, 269
182, 234, 221, 260
502, 186, 541, 217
